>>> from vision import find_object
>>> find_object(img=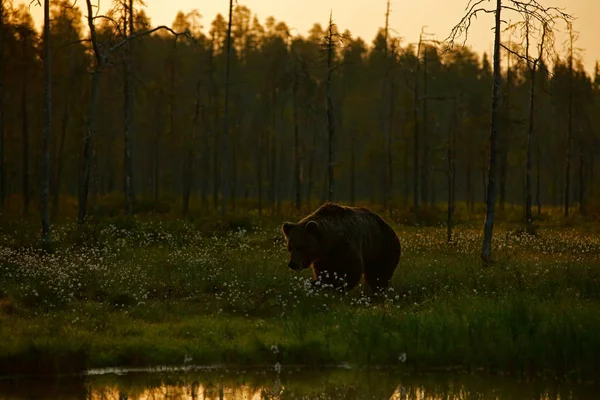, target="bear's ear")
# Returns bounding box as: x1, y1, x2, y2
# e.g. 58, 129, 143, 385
305, 220, 320, 238
282, 222, 296, 237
